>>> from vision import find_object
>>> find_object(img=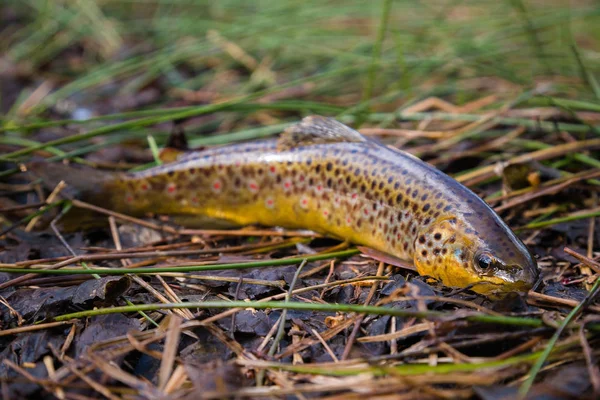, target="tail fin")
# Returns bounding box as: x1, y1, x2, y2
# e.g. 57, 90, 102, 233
27, 161, 119, 200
